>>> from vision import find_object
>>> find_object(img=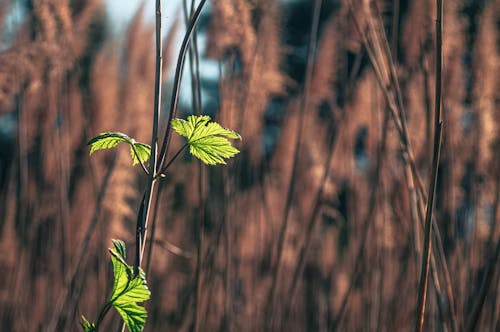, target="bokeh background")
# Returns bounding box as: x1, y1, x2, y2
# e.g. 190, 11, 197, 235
0, 0, 499, 331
